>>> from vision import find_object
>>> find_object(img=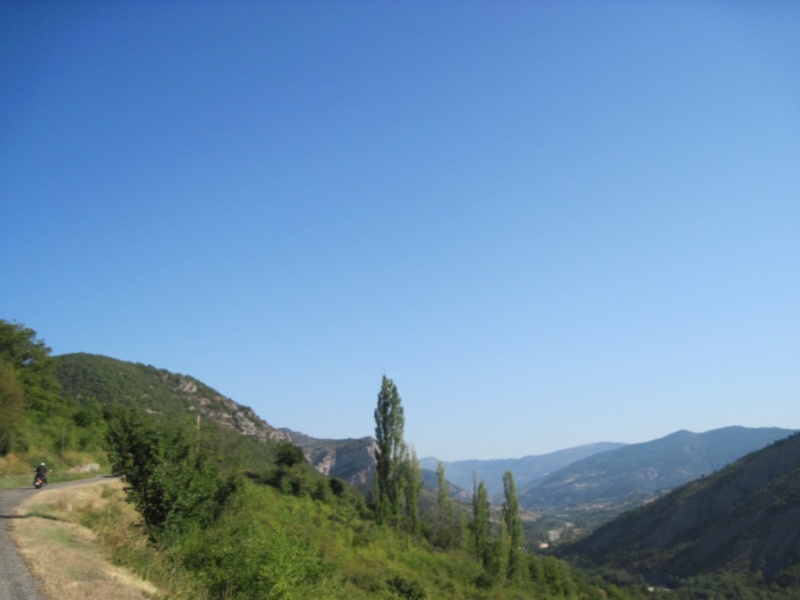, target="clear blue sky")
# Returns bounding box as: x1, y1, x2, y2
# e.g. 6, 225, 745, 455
2, 2, 798, 460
